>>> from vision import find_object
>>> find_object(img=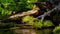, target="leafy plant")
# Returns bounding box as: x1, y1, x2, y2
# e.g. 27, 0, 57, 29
22, 16, 53, 28
53, 24, 60, 34
22, 16, 35, 22
43, 20, 54, 27
0, 0, 37, 19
